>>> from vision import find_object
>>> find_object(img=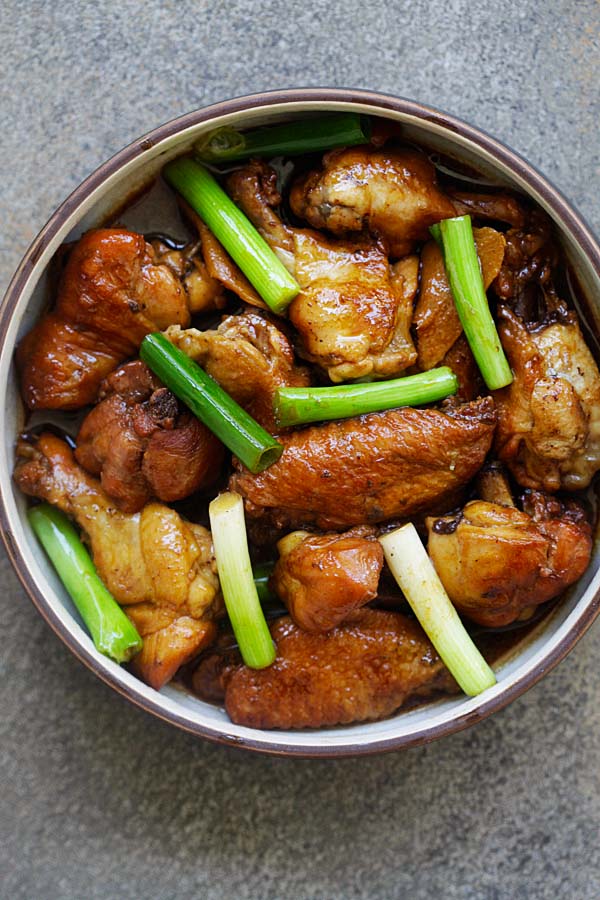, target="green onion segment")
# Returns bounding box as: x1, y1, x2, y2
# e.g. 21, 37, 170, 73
209, 492, 276, 669
163, 157, 300, 314
140, 333, 282, 474
273, 367, 458, 427
379, 523, 496, 696
28, 504, 142, 664
252, 561, 277, 606
194, 113, 372, 163
433, 215, 513, 390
